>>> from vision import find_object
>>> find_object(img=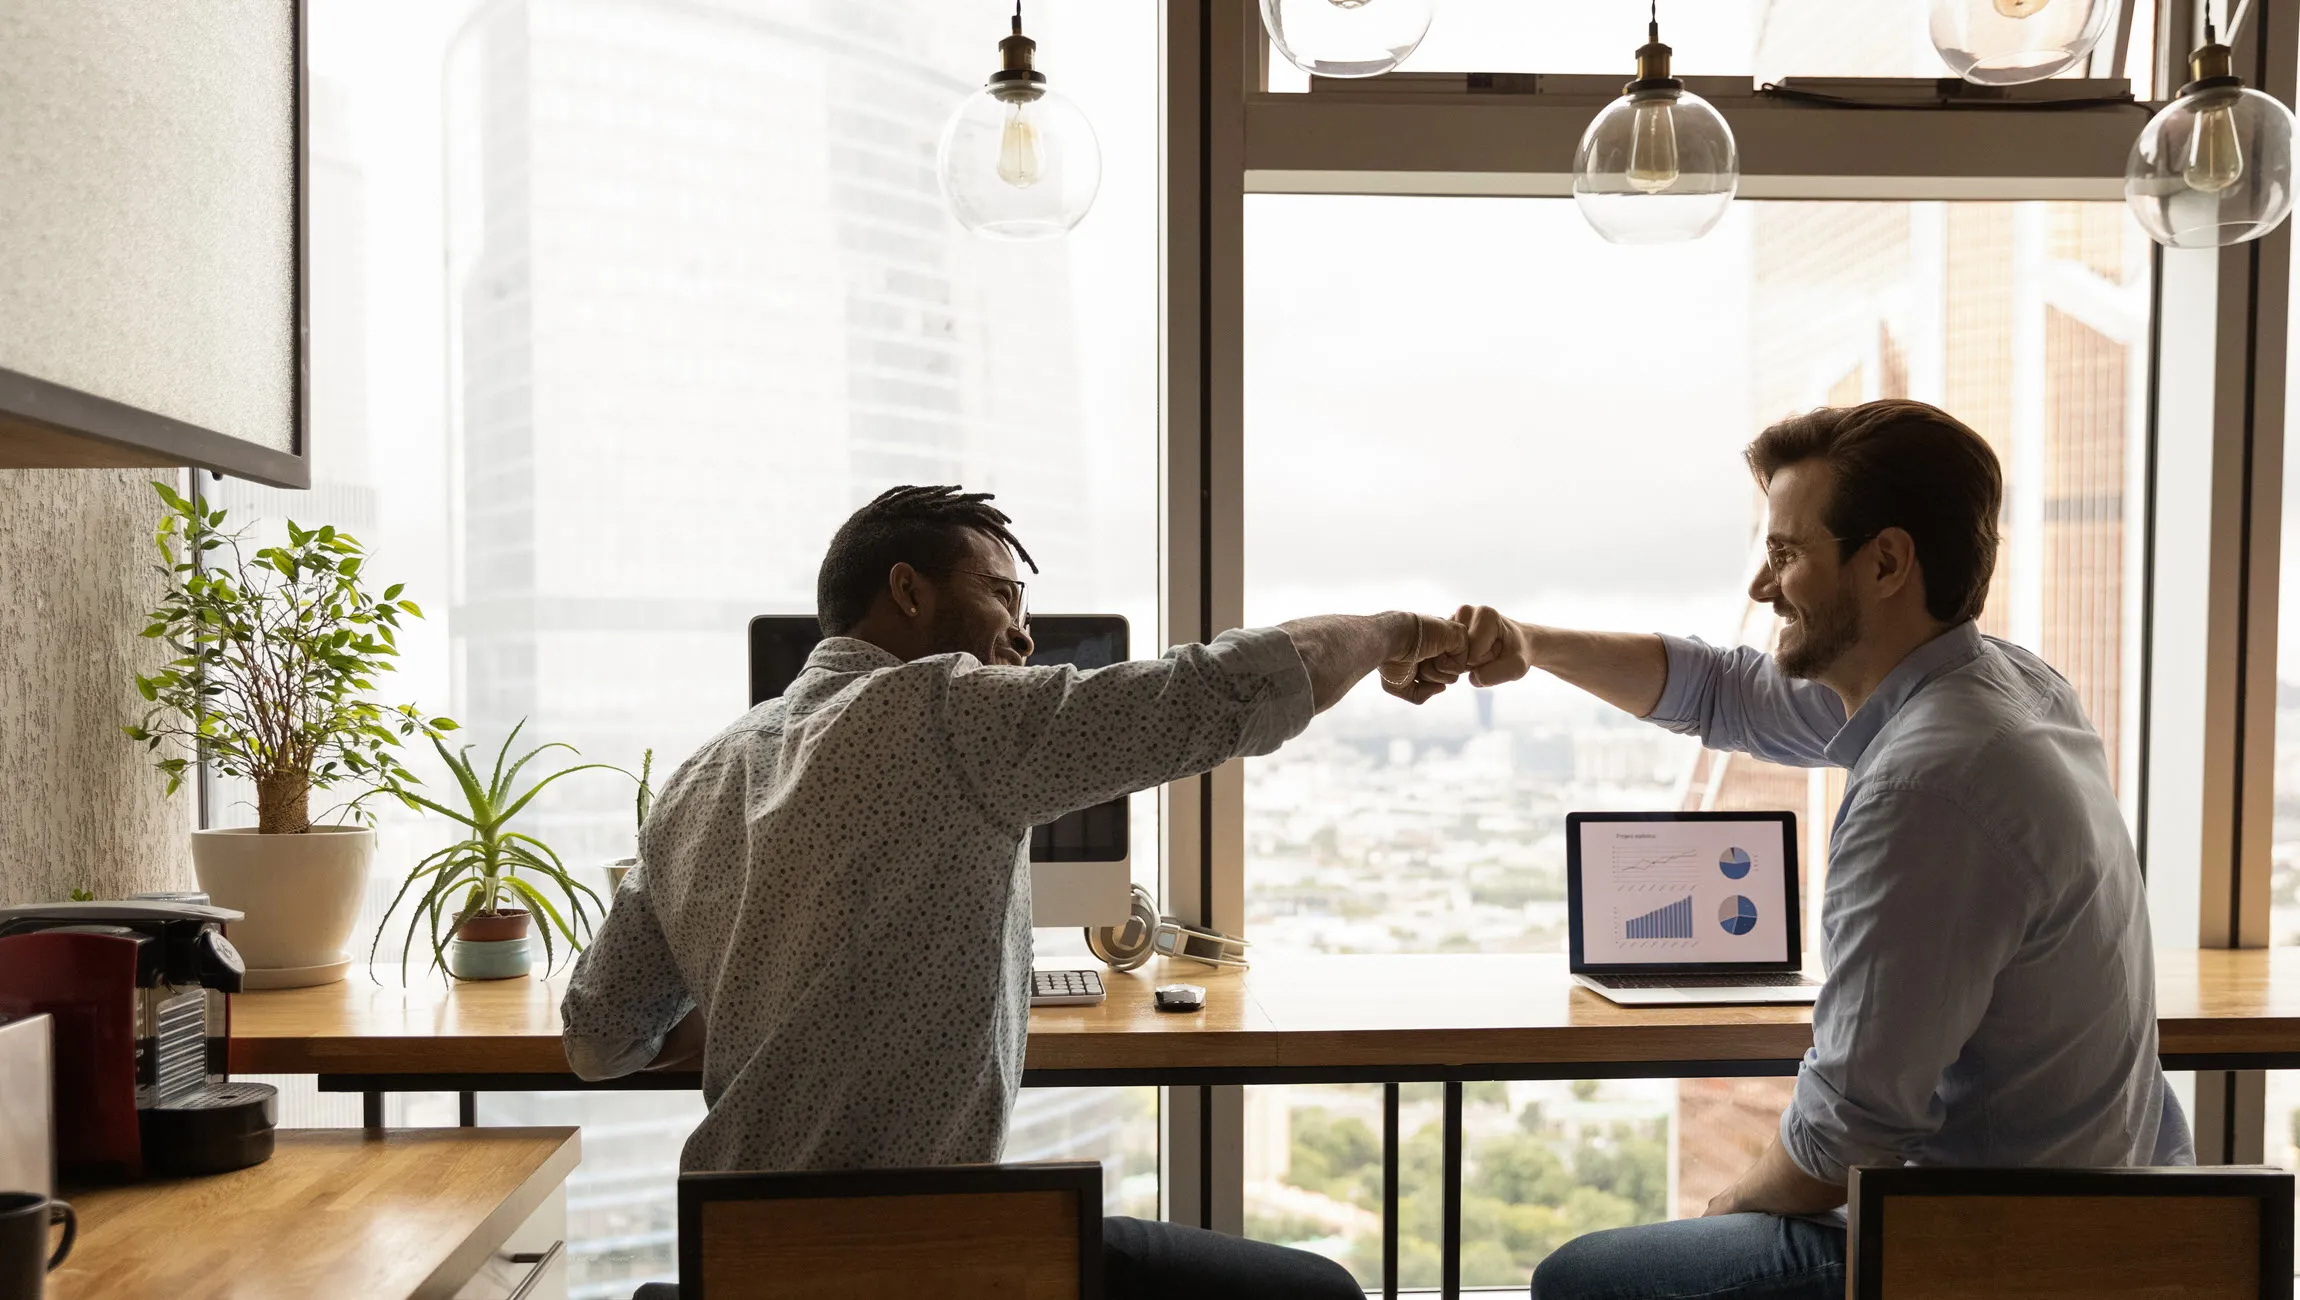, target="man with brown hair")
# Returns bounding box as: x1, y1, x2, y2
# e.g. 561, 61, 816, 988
1443, 401, 2191, 1299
